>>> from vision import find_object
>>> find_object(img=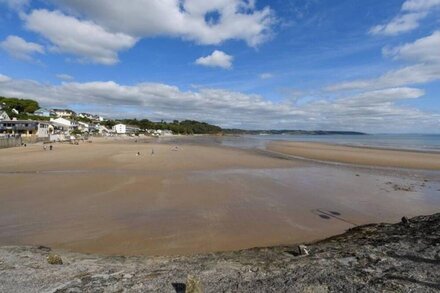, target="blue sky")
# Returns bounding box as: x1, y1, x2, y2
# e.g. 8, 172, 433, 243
0, 0, 439, 132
